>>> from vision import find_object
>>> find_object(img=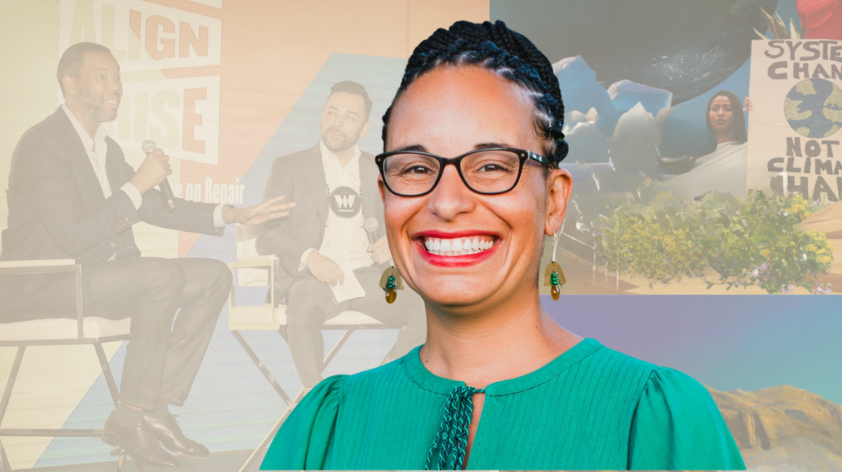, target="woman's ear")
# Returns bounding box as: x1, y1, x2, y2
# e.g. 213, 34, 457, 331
545, 168, 572, 236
